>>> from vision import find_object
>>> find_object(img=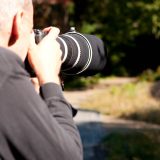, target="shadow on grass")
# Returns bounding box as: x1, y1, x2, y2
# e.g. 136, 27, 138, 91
150, 80, 160, 101
103, 130, 160, 160
120, 108, 160, 125
77, 120, 160, 160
